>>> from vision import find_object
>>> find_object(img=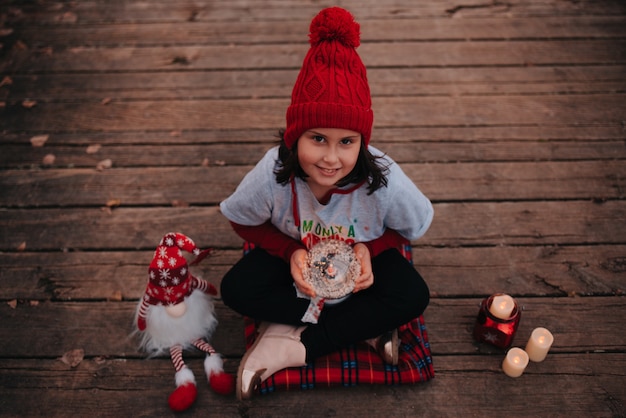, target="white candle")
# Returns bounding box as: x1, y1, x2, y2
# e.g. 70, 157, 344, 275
525, 327, 554, 362
502, 347, 529, 378
489, 294, 515, 320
